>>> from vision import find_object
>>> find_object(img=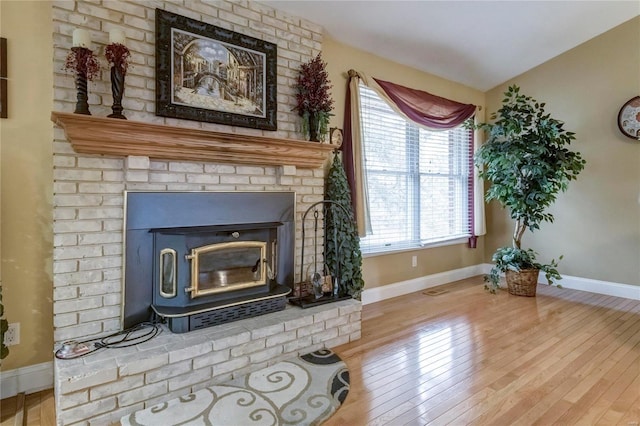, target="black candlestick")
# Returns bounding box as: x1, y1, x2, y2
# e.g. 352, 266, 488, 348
107, 65, 126, 119
74, 71, 90, 115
